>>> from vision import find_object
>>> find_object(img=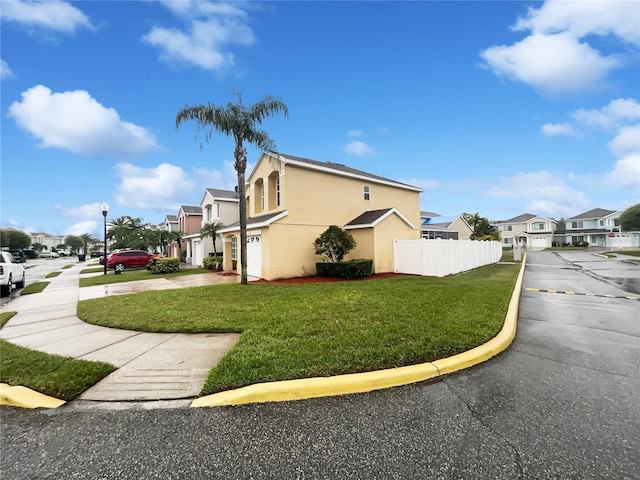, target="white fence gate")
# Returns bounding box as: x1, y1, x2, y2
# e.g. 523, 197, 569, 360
394, 239, 502, 277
